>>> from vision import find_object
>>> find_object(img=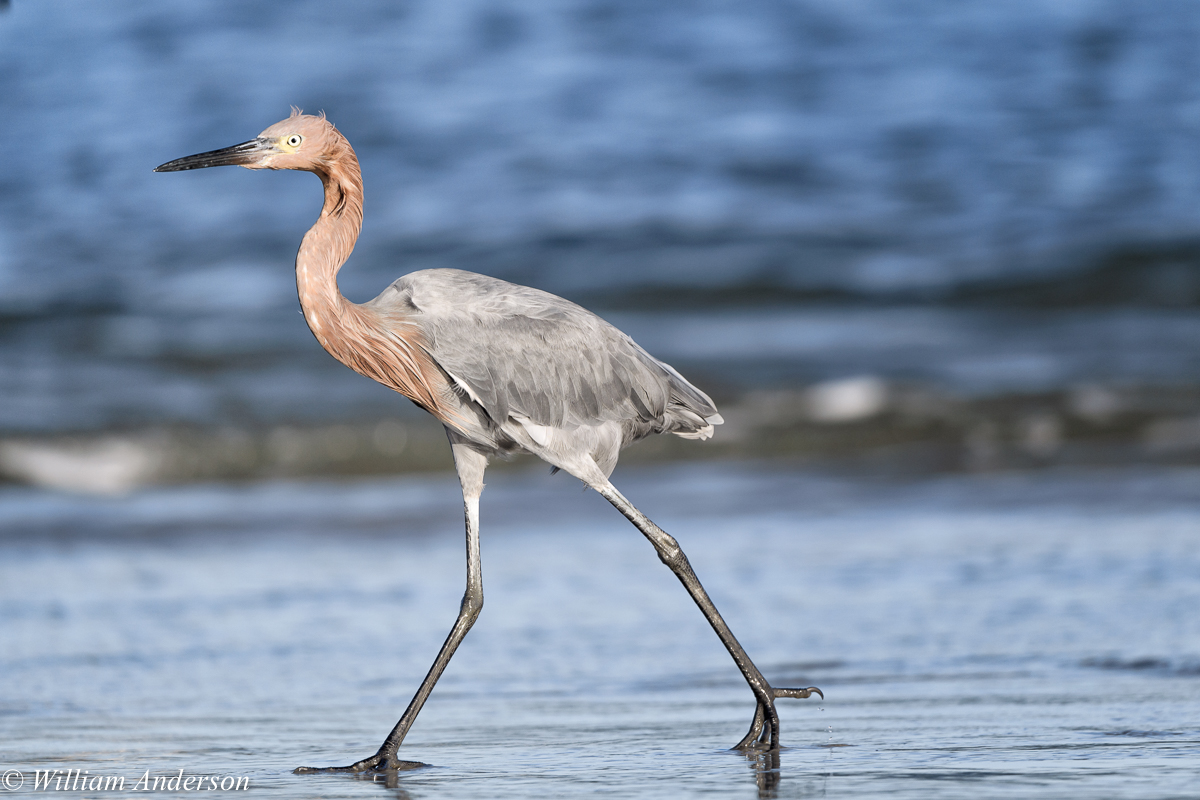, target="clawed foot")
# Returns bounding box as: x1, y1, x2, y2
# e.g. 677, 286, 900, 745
733, 685, 823, 751
293, 750, 426, 775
